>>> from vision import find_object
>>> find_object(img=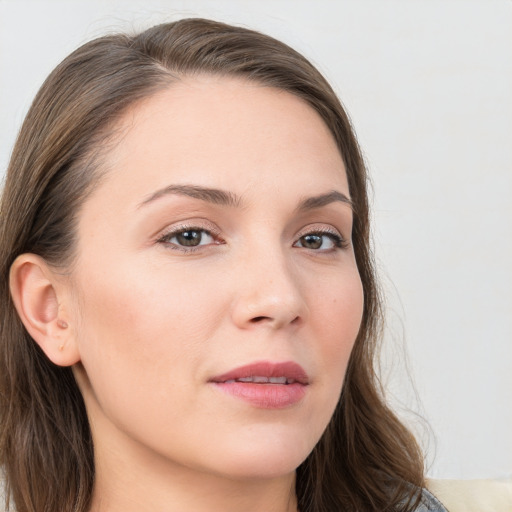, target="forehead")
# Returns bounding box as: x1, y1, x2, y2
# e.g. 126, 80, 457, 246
94, 76, 349, 206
